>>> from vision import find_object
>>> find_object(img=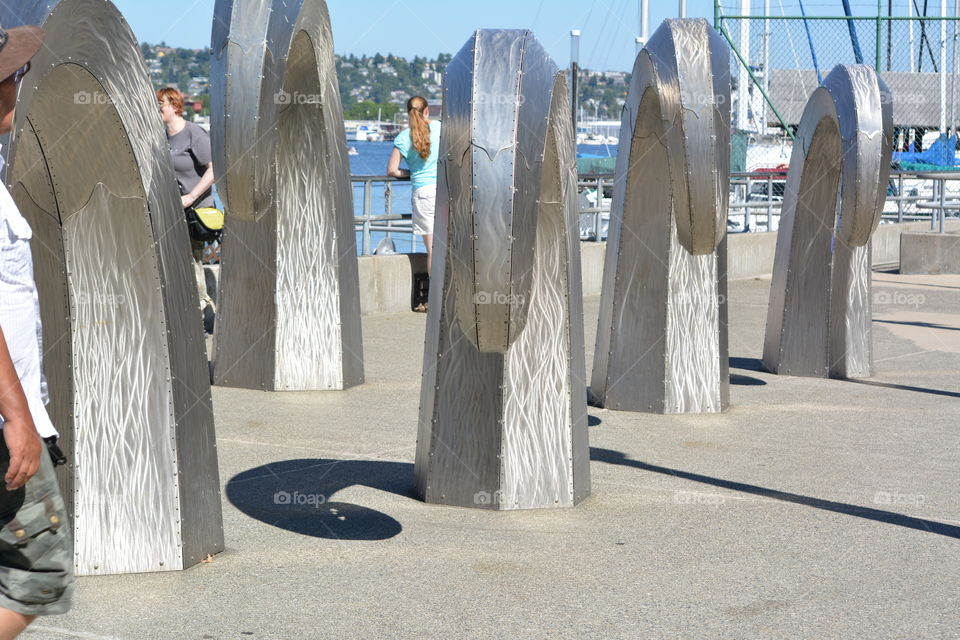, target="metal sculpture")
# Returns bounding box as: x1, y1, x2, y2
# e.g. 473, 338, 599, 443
590, 19, 731, 414
211, 0, 364, 391
415, 30, 590, 510
0, 0, 223, 574
763, 65, 893, 378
